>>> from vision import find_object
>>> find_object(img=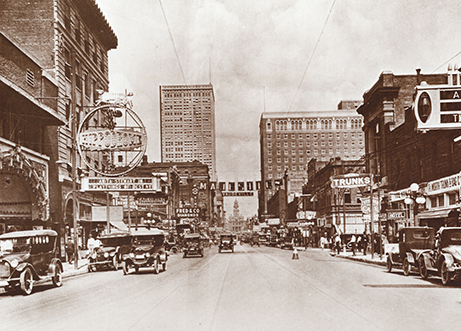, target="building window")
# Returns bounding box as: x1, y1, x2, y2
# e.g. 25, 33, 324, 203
438, 195, 444, 207
449, 193, 458, 205
277, 157, 281, 163
268, 158, 272, 163
276, 142, 281, 147
267, 142, 272, 148
277, 150, 281, 155
267, 134, 271, 140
